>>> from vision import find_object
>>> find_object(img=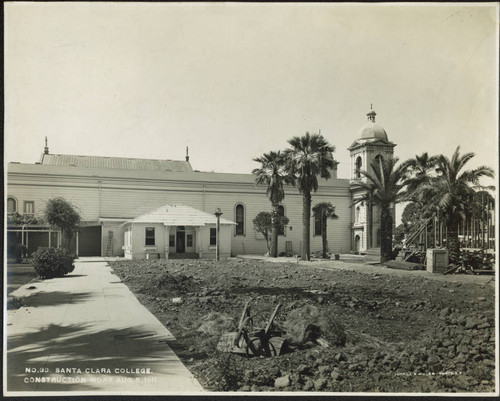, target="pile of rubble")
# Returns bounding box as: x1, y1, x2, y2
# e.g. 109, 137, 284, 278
109, 258, 495, 393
